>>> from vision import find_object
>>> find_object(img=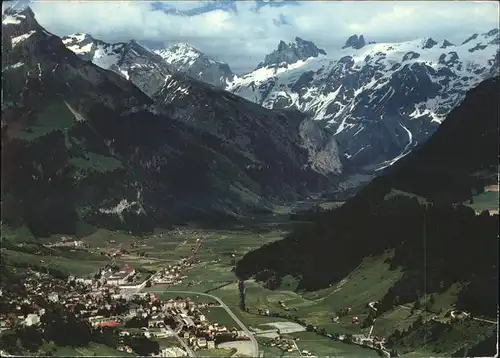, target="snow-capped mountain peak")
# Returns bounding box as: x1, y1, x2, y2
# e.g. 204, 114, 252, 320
154, 42, 235, 88
62, 33, 120, 65
155, 43, 202, 66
